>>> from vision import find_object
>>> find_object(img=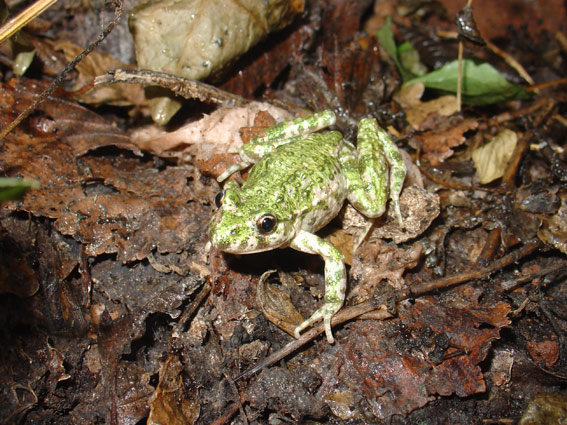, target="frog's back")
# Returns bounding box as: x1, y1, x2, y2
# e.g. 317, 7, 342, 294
241, 132, 348, 232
